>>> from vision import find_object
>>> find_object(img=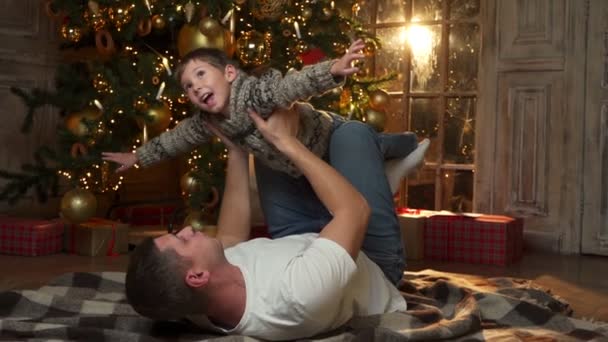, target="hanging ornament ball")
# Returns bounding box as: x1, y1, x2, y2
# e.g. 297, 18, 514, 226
301, 7, 313, 20
107, 4, 134, 30
65, 106, 102, 137
183, 210, 216, 236
321, 6, 335, 20
253, 0, 288, 21
144, 102, 172, 137
180, 171, 201, 196
198, 17, 221, 36
60, 188, 97, 224
92, 73, 111, 93
177, 23, 232, 57
84, 7, 107, 31
60, 24, 83, 43
369, 89, 391, 110
236, 30, 272, 67
365, 108, 387, 132
151, 14, 166, 30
